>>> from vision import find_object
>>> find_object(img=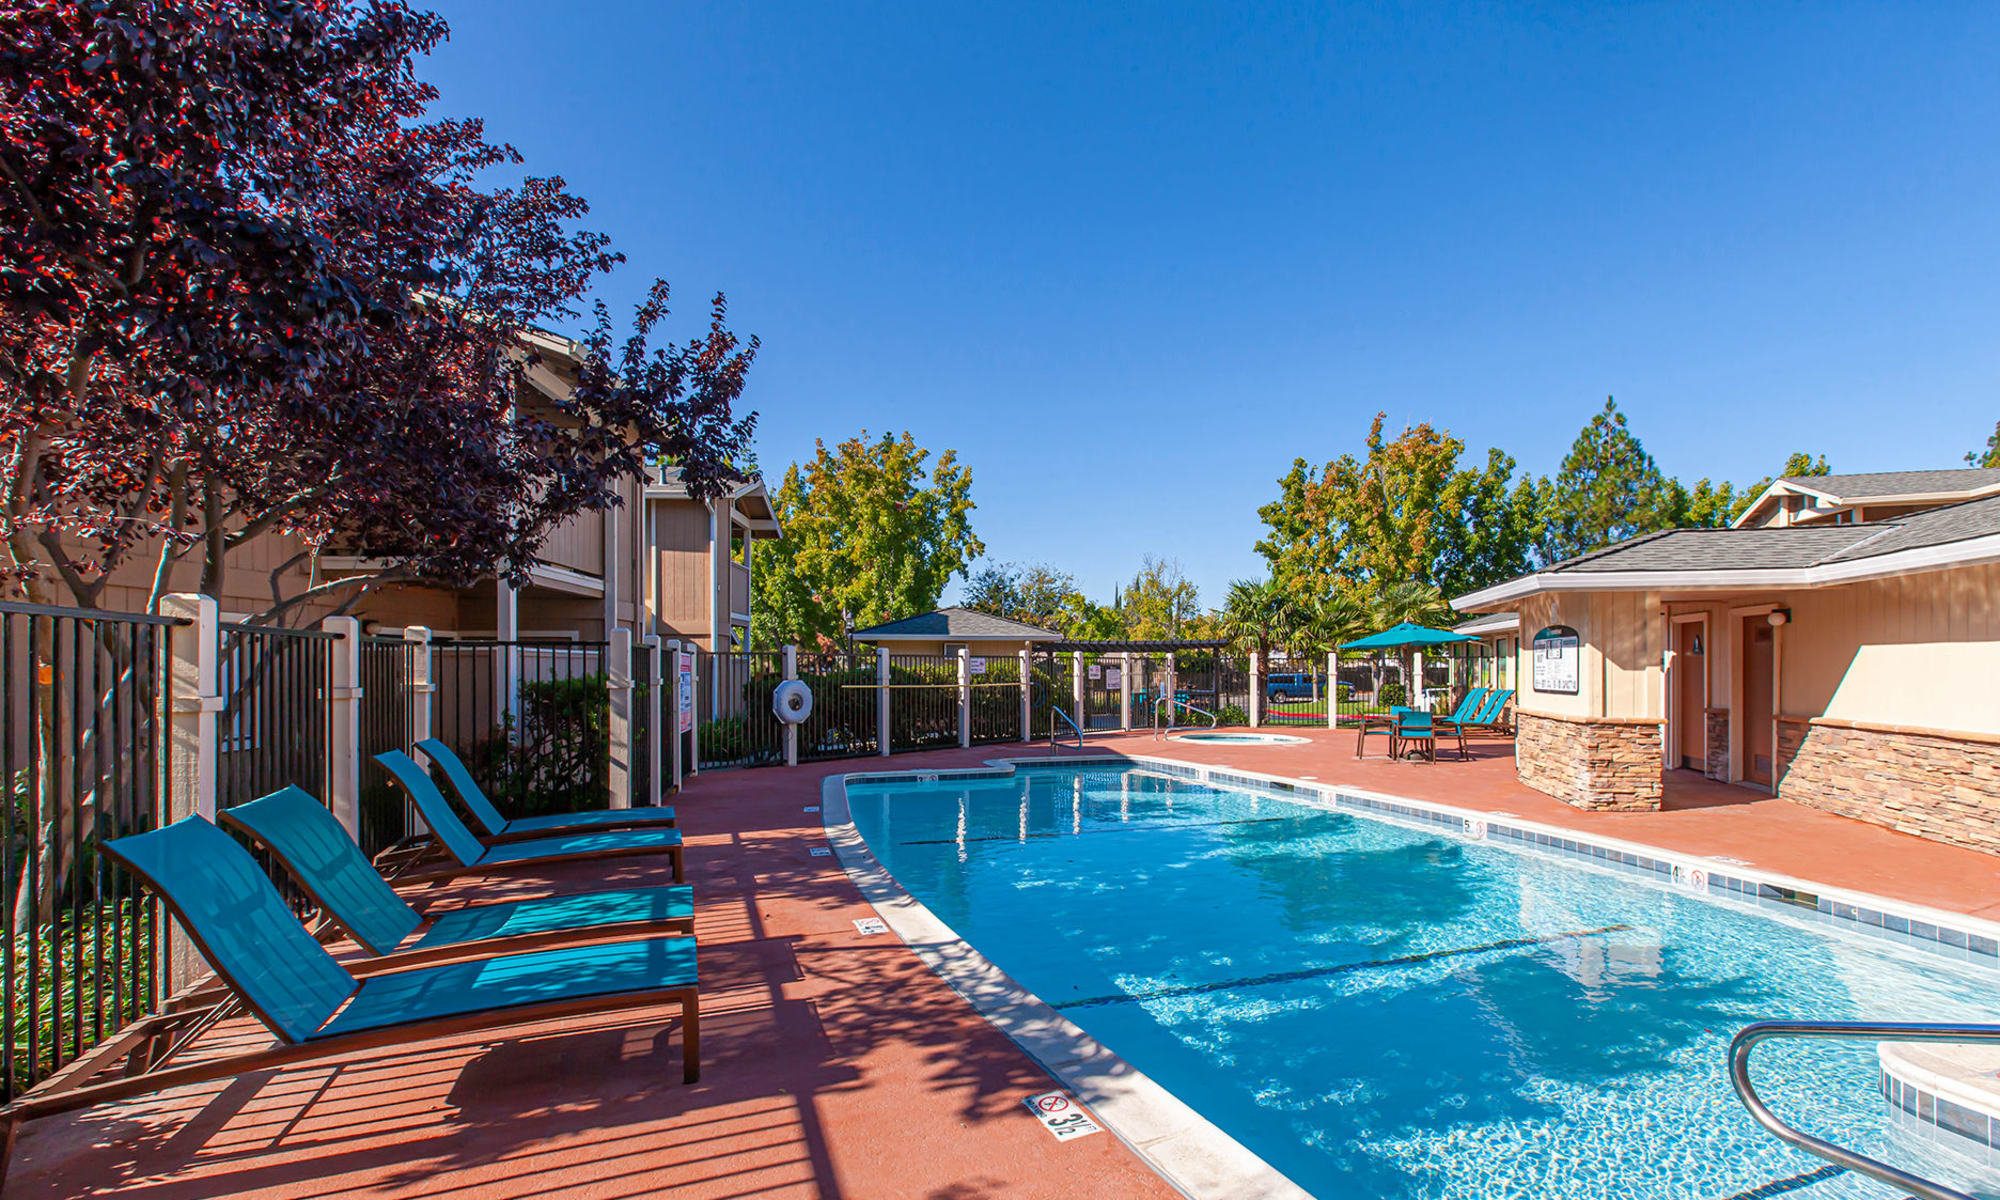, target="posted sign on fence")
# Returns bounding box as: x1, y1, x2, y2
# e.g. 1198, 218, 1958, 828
678, 651, 695, 733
